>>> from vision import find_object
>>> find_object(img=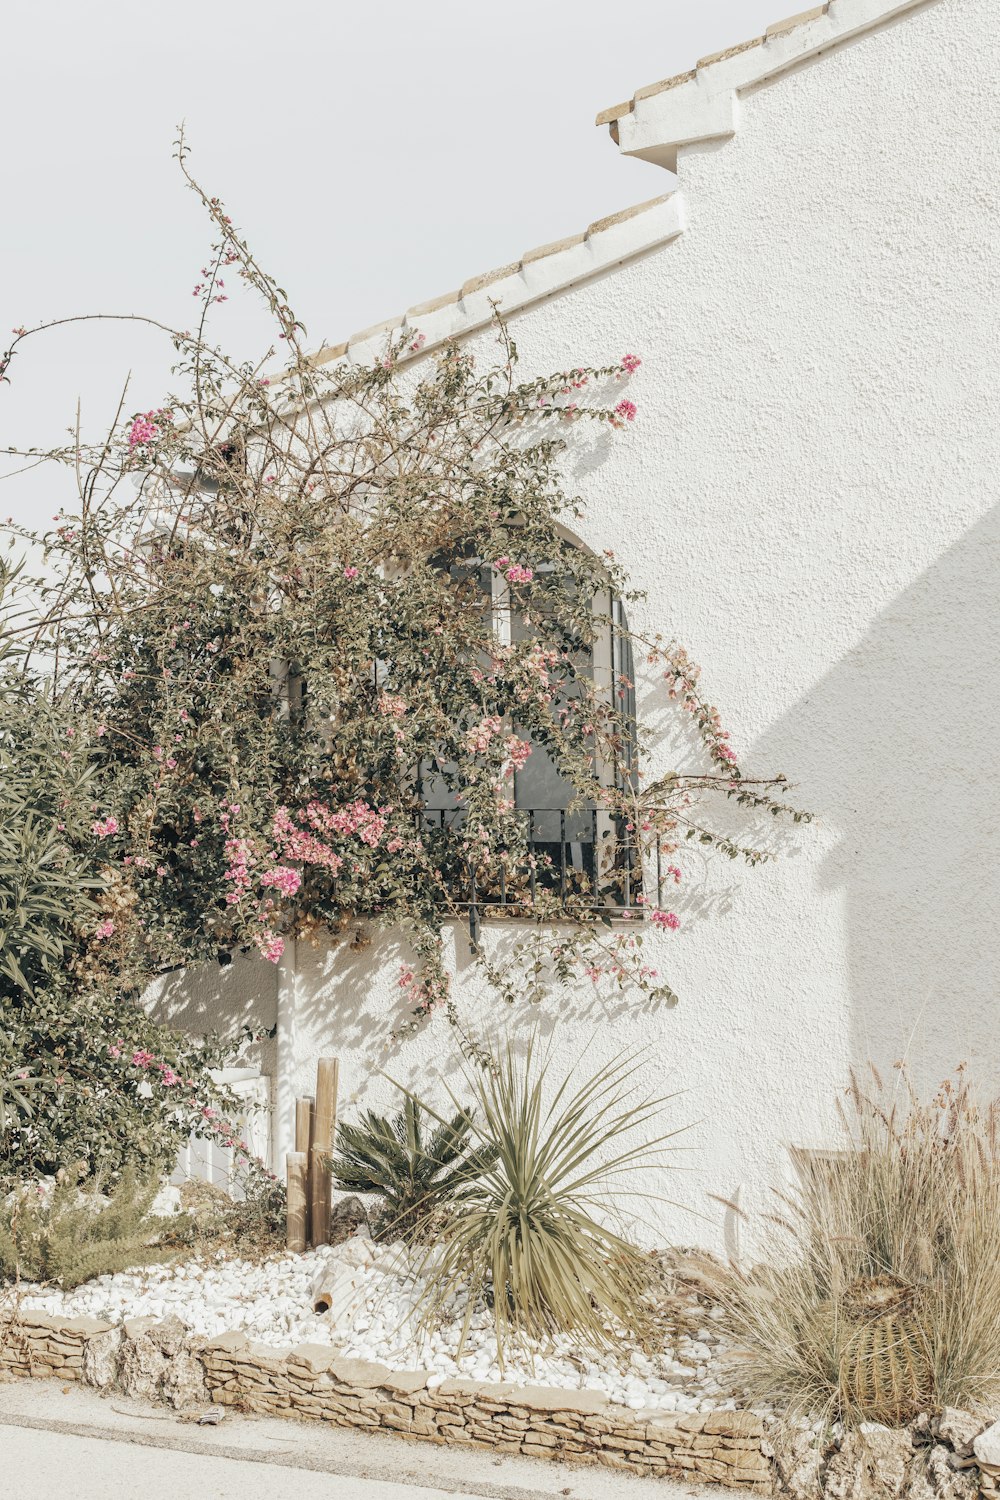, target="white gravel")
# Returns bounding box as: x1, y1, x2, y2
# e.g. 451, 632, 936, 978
18, 1236, 735, 1414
